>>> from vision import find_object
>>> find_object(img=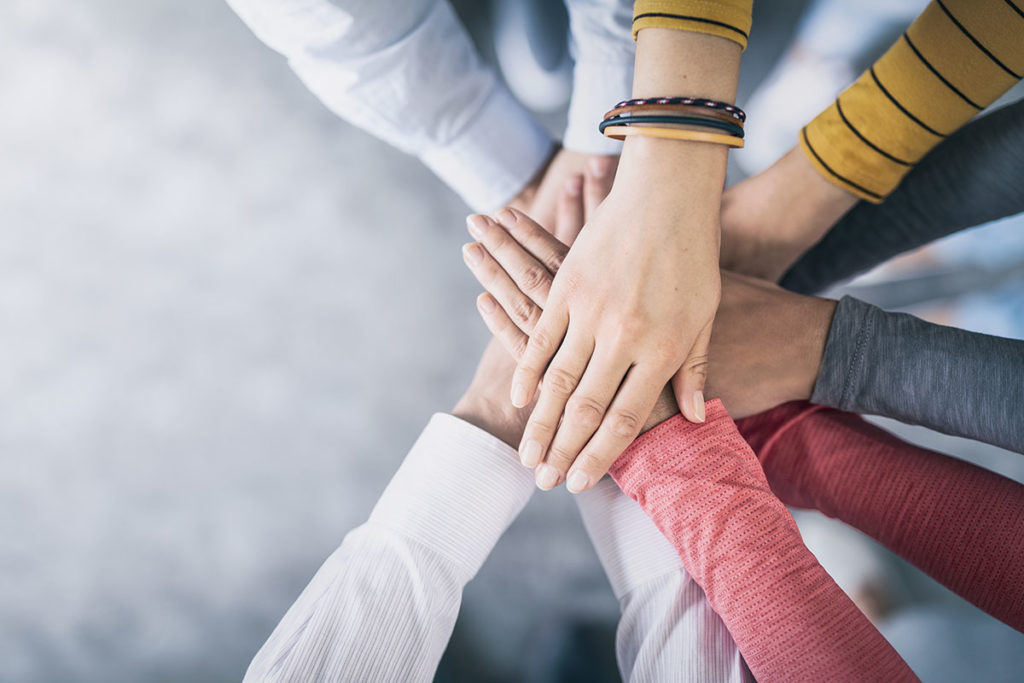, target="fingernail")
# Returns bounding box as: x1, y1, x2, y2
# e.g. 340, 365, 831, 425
566, 470, 589, 493
477, 294, 496, 314
588, 157, 610, 178
510, 383, 528, 407
535, 464, 560, 491
693, 390, 706, 423
462, 243, 483, 266
564, 175, 582, 197
466, 215, 487, 239
521, 439, 543, 467
496, 208, 517, 227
